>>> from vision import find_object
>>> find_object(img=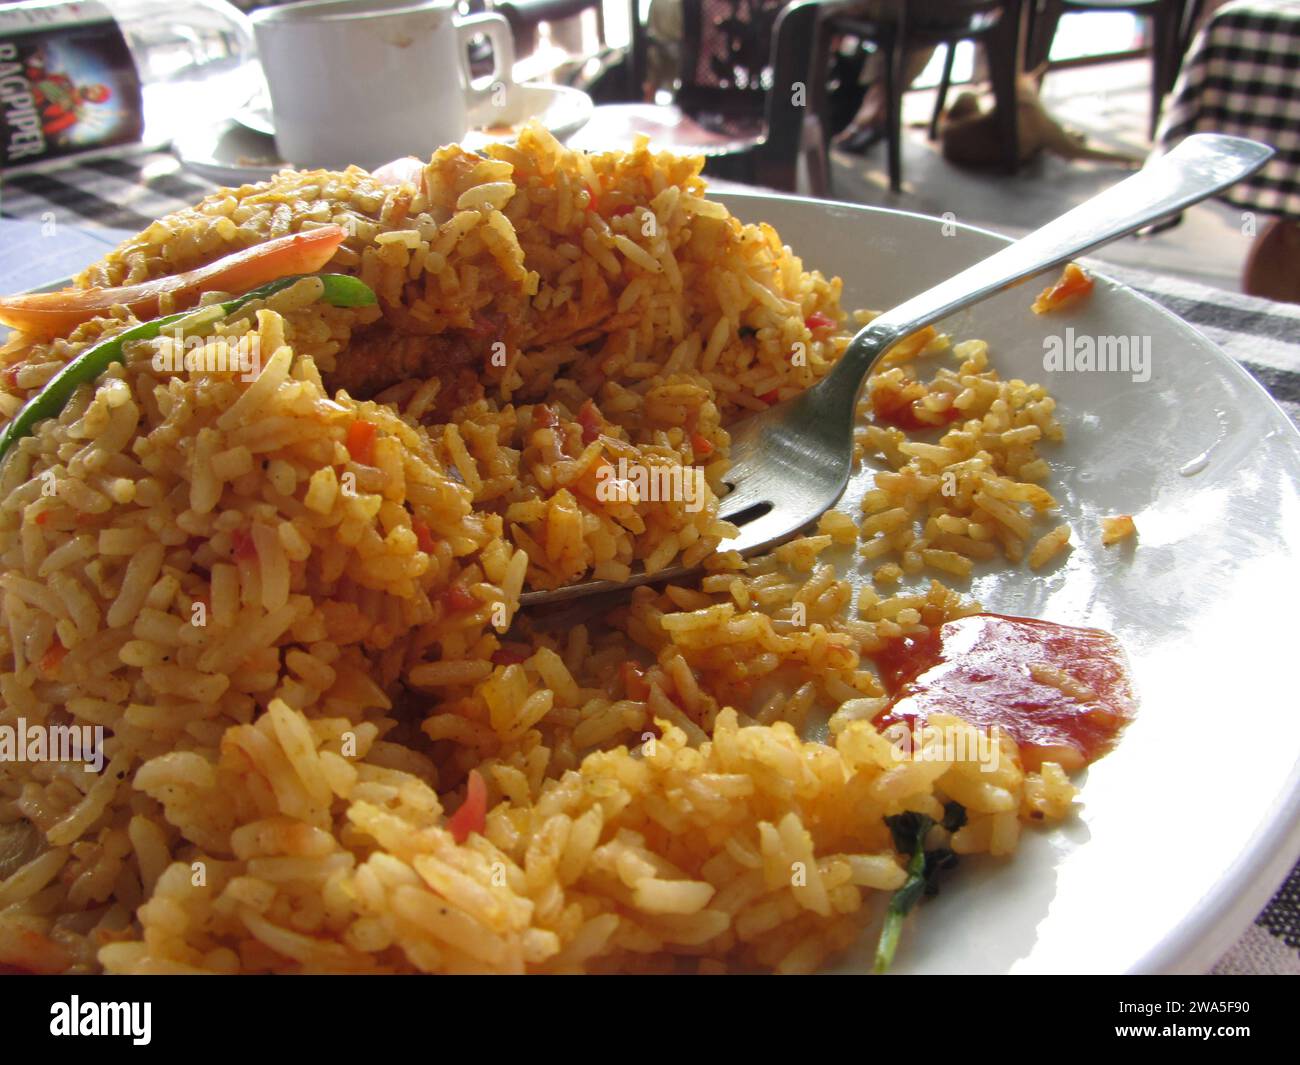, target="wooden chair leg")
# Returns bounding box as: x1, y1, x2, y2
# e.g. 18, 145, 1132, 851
801, 111, 831, 197
883, 34, 904, 192
1180, 0, 1204, 53
807, 15, 835, 147
1154, 6, 1175, 139
929, 42, 957, 141
1149, 4, 1179, 139
986, 19, 1021, 174
1027, 0, 1061, 73
754, 151, 798, 193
